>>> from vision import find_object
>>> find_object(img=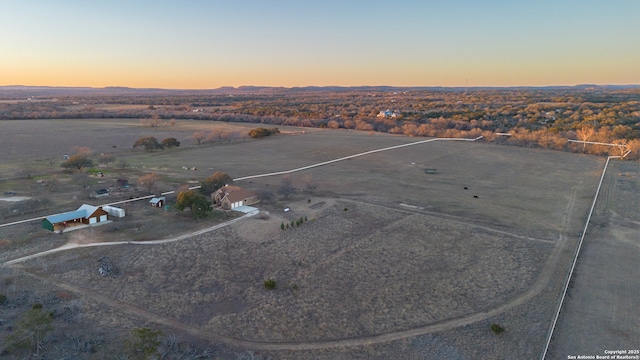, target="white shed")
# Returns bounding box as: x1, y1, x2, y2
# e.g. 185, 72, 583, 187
103, 205, 126, 218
